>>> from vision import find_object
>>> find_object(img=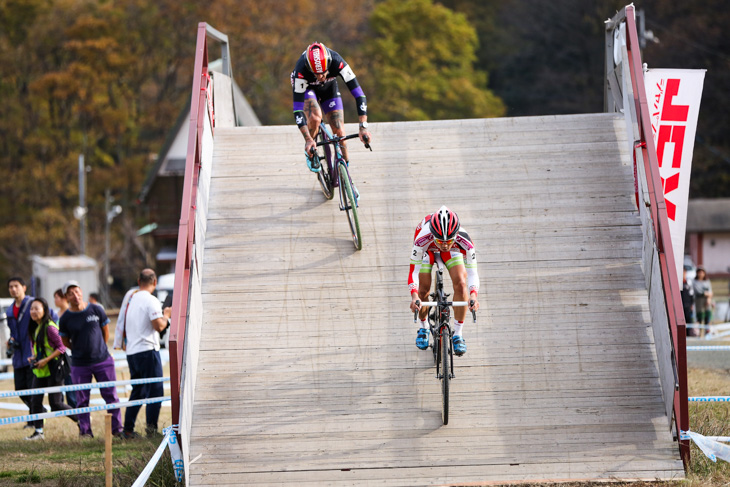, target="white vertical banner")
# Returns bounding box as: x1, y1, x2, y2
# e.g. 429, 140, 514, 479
644, 68, 705, 283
